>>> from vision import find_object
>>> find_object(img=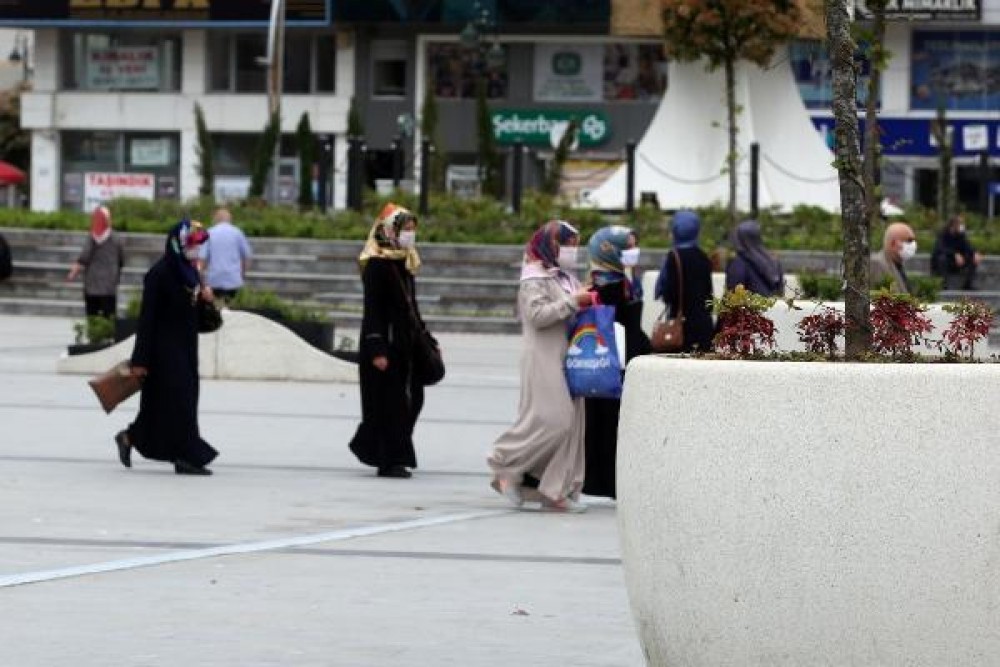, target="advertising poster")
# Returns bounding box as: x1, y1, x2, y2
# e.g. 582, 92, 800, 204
130, 138, 172, 167
603, 43, 667, 101
789, 41, 873, 109
427, 43, 508, 99
85, 47, 160, 90
533, 44, 603, 102
911, 31, 1000, 111
84, 172, 155, 212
